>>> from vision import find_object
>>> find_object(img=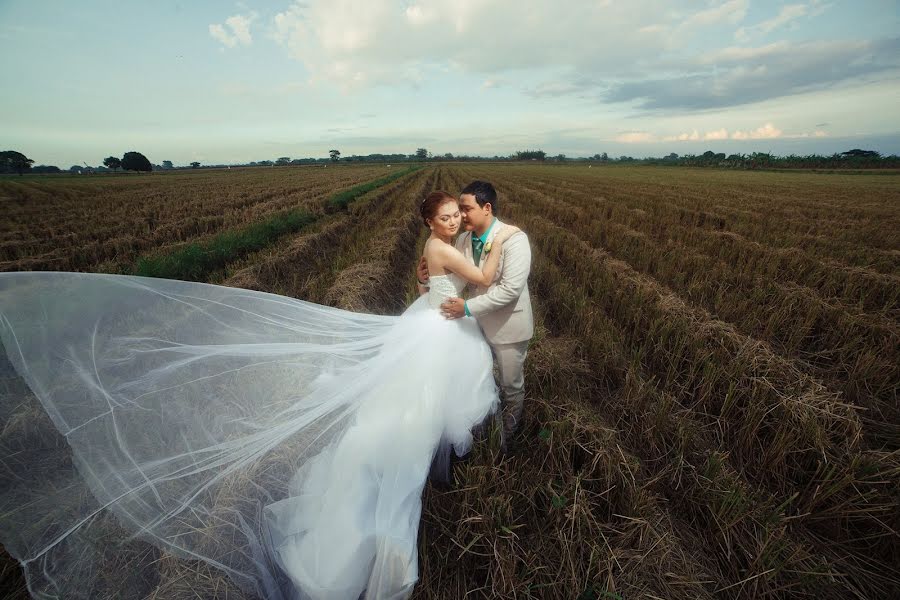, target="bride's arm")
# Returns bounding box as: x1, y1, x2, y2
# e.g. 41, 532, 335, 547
437, 227, 519, 286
